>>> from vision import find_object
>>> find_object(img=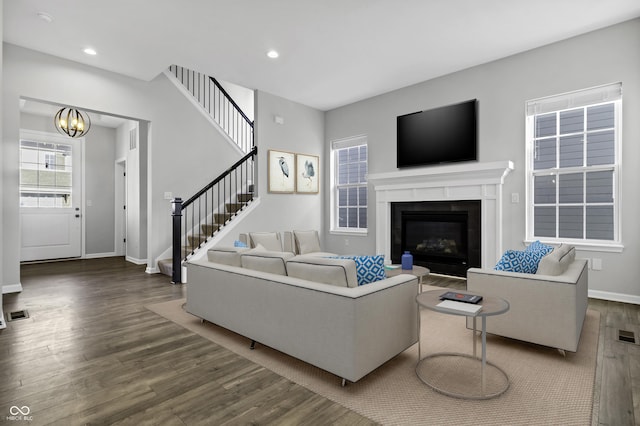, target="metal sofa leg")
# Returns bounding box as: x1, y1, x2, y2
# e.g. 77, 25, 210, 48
341, 378, 347, 387
250, 340, 256, 350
